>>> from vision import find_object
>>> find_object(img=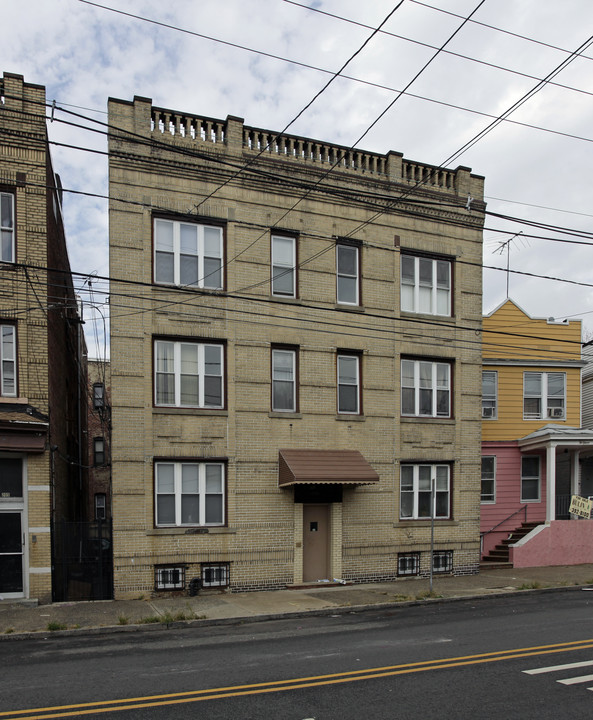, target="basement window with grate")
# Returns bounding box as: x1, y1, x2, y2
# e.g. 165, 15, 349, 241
397, 553, 420, 576
201, 563, 229, 588
432, 550, 453, 574
155, 565, 186, 591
